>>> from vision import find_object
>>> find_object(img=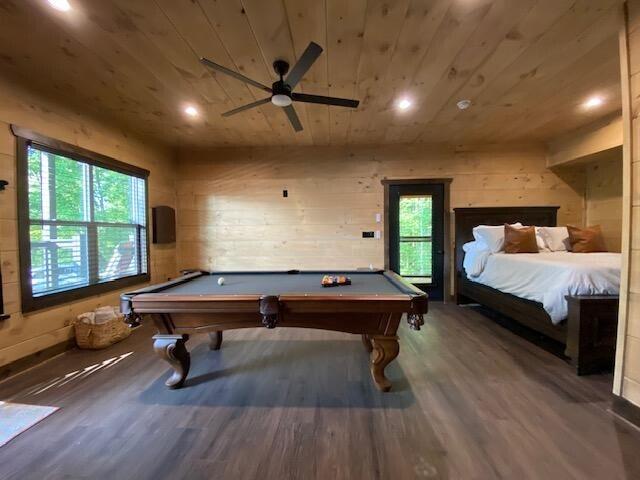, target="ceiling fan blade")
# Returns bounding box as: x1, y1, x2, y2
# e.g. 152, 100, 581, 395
222, 97, 272, 117
200, 57, 272, 93
285, 42, 323, 89
292, 93, 359, 109
283, 104, 303, 132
